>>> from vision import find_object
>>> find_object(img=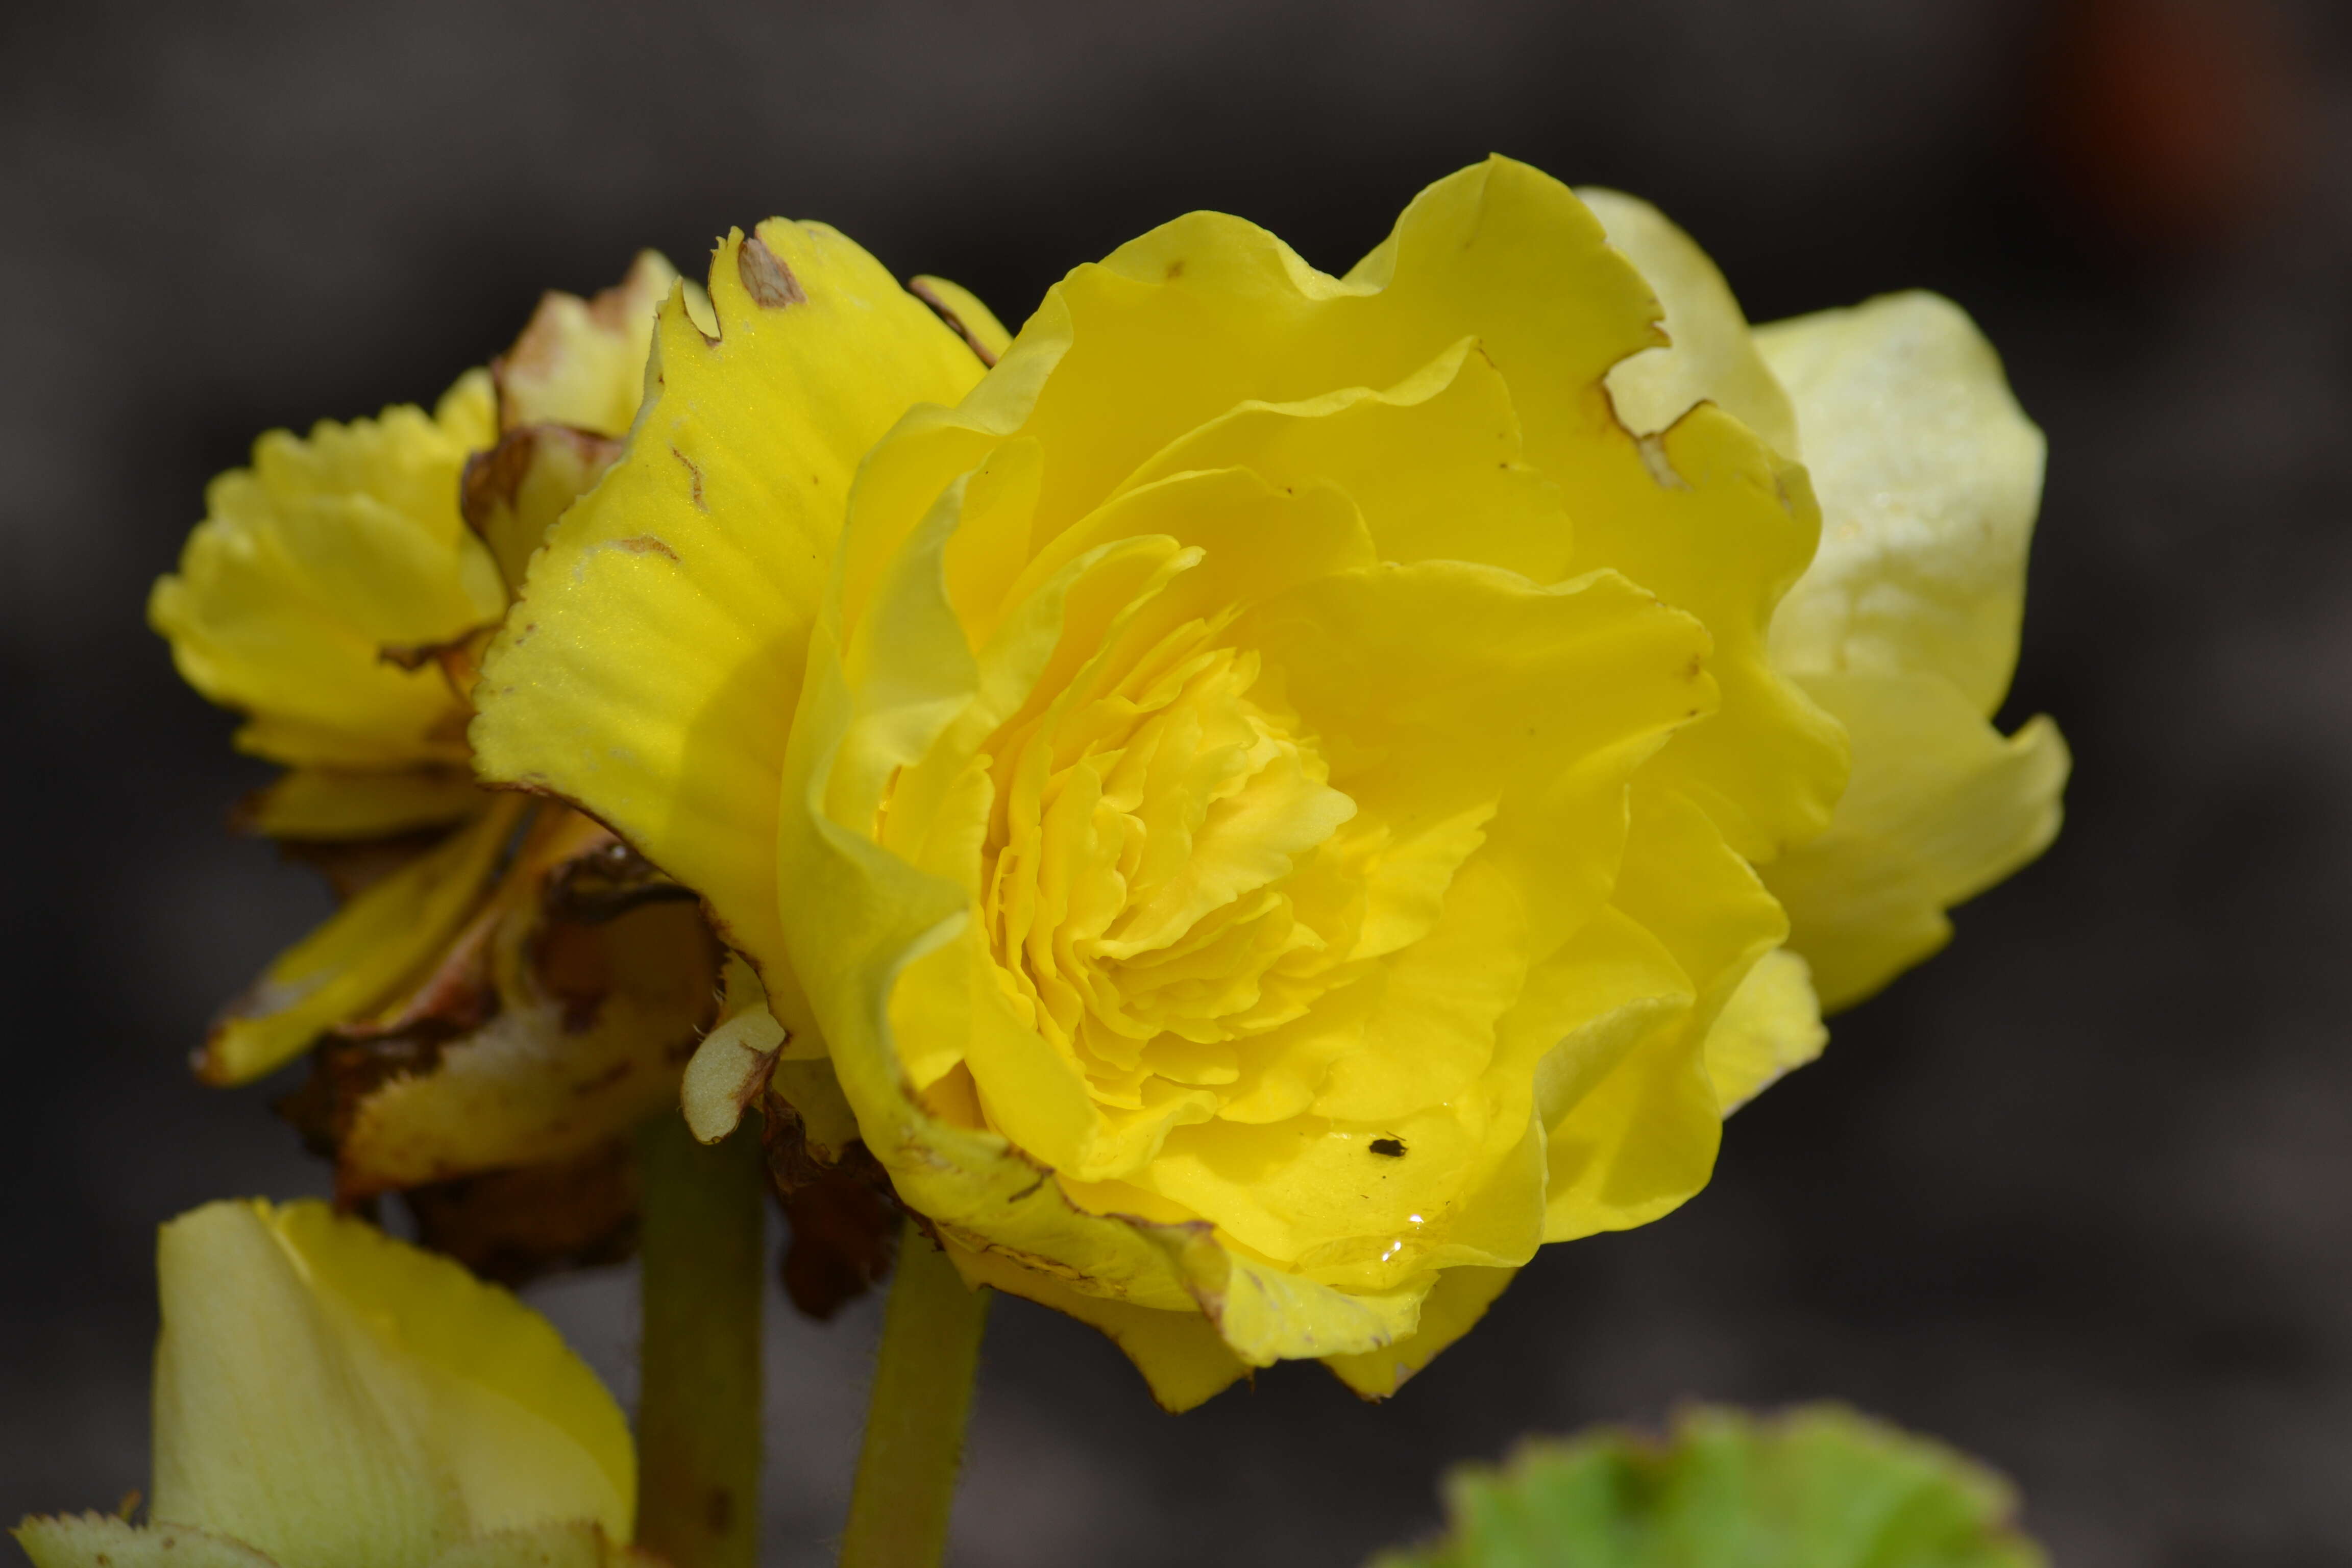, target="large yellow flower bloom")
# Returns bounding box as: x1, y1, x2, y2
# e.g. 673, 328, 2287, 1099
473, 157, 2061, 1408
150, 258, 721, 1259
13, 1200, 640, 1568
